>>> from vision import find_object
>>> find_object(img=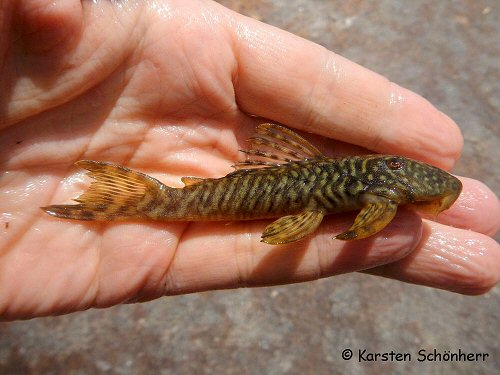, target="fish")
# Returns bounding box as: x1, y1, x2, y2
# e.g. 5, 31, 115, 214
41, 123, 462, 245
